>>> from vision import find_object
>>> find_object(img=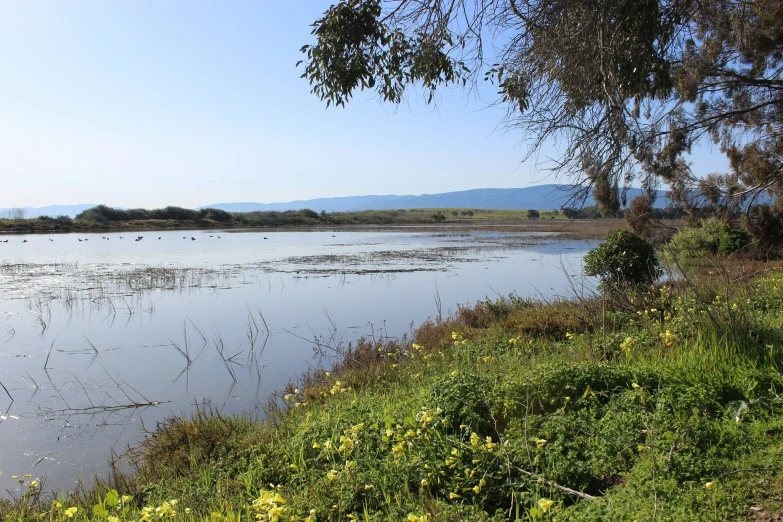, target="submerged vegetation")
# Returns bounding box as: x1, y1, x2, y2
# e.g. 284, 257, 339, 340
2, 240, 782, 520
